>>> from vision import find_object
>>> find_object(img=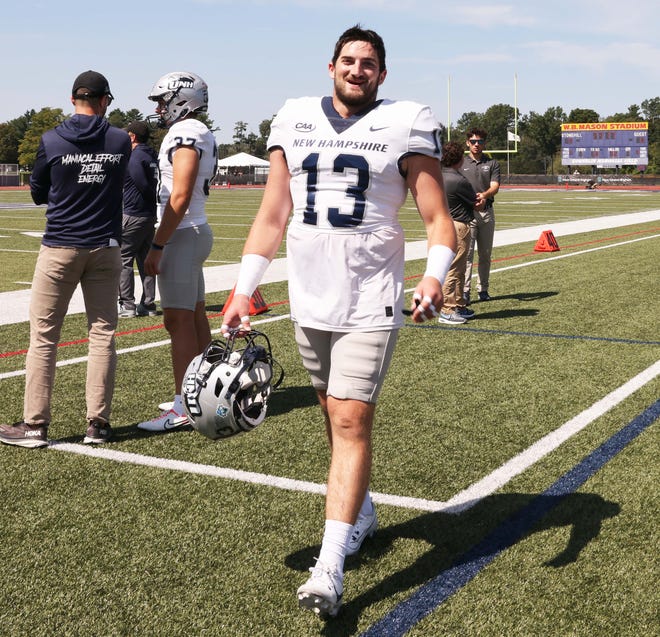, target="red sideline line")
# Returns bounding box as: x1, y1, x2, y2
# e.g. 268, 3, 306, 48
1, 322, 167, 359
0, 301, 289, 359
2, 227, 657, 359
